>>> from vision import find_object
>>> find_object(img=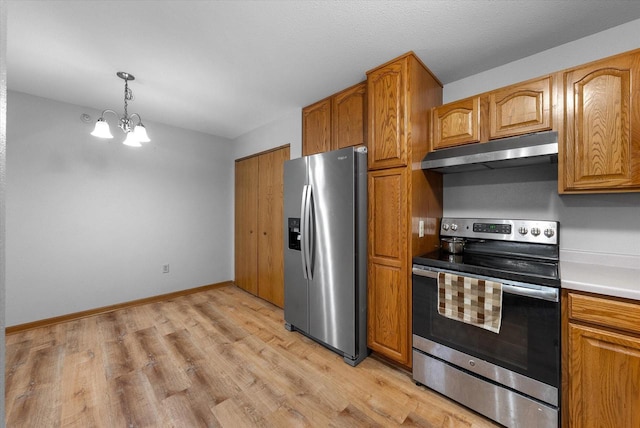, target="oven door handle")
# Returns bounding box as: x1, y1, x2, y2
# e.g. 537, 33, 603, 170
412, 267, 559, 302
502, 284, 558, 302
412, 268, 438, 279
